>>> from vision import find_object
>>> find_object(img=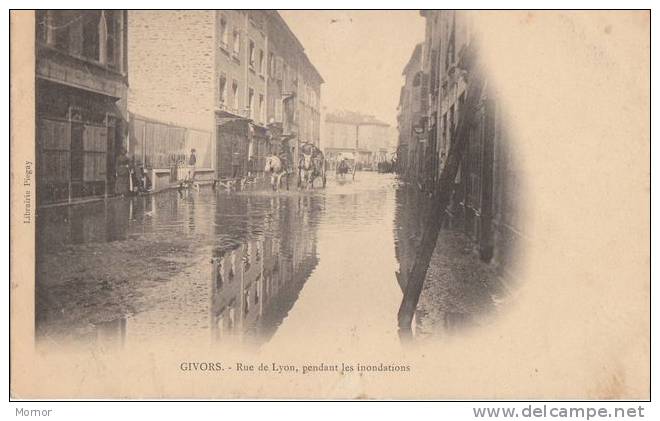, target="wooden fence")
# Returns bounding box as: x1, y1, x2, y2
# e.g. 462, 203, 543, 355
129, 114, 213, 170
